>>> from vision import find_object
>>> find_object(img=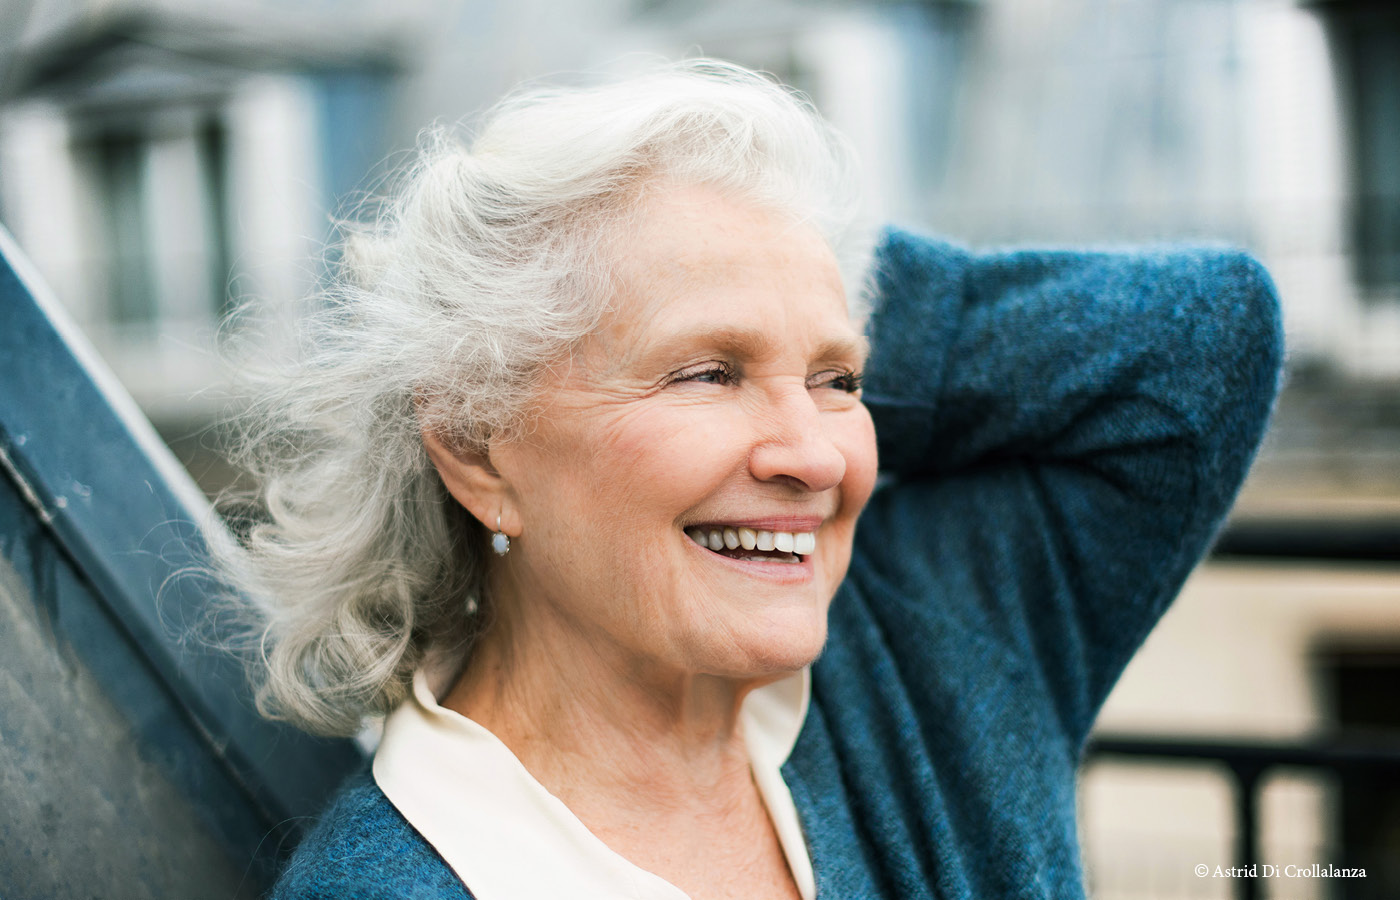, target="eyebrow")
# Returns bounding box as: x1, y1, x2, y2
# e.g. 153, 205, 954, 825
634, 323, 870, 370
